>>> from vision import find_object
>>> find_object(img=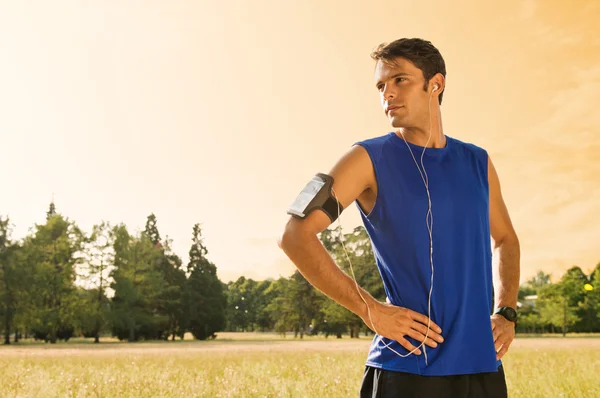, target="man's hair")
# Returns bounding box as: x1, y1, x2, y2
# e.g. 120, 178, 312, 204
371, 38, 446, 105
